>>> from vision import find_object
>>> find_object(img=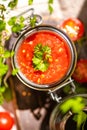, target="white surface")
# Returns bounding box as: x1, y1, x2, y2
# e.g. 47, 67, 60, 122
16, 108, 47, 130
